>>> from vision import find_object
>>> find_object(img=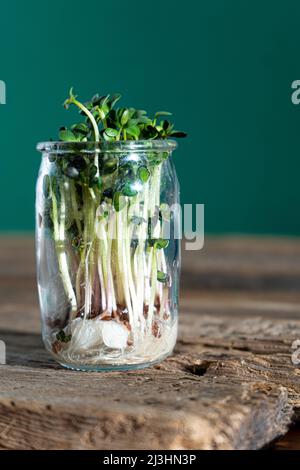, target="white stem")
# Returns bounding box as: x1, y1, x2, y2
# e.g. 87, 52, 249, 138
148, 248, 157, 329
107, 213, 117, 313
75, 262, 83, 310
117, 207, 134, 328
143, 252, 151, 306
72, 98, 100, 173
52, 183, 77, 313
83, 189, 95, 320
95, 220, 107, 313
124, 209, 139, 326
83, 241, 93, 320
